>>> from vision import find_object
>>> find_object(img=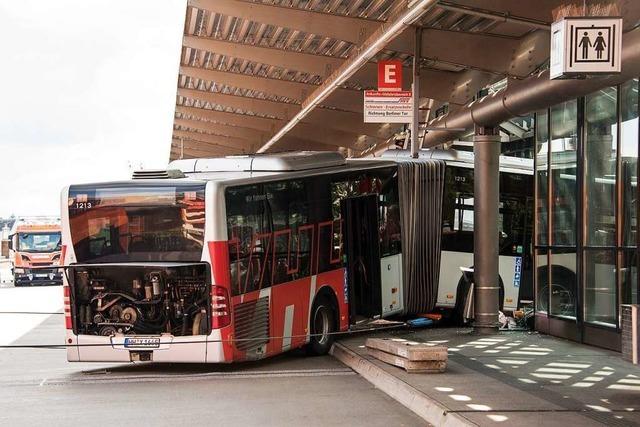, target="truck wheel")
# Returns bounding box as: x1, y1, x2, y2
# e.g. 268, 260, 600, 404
13, 275, 21, 287
307, 296, 336, 356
